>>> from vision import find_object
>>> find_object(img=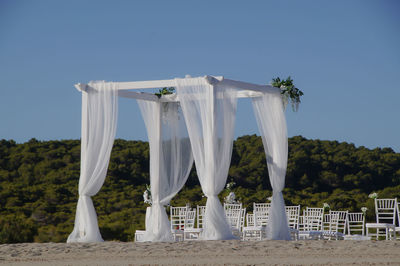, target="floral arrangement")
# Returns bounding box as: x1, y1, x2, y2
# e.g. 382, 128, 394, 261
323, 202, 330, 211
368, 192, 378, 199
361, 207, 368, 214
155, 87, 175, 98
267, 196, 273, 202
226, 181, 236, 191
224, 181, 238, 204
224, 192, 238, 204
143, 184, 152, 205
271, 76, 304, 112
